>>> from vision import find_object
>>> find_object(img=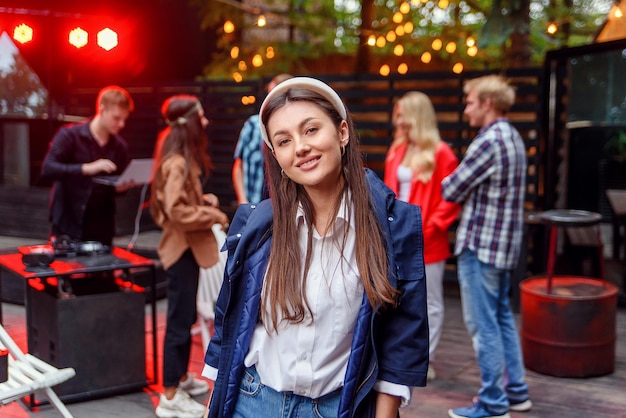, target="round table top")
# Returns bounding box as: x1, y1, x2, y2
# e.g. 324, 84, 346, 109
538, 209, 602, 226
